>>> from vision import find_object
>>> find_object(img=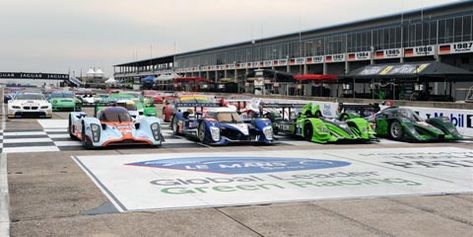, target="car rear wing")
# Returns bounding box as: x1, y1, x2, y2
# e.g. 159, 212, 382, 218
260, 103, 306, 109
339, 103, 381, 117
260, 103, 306, 120
175, 102, 222, 113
